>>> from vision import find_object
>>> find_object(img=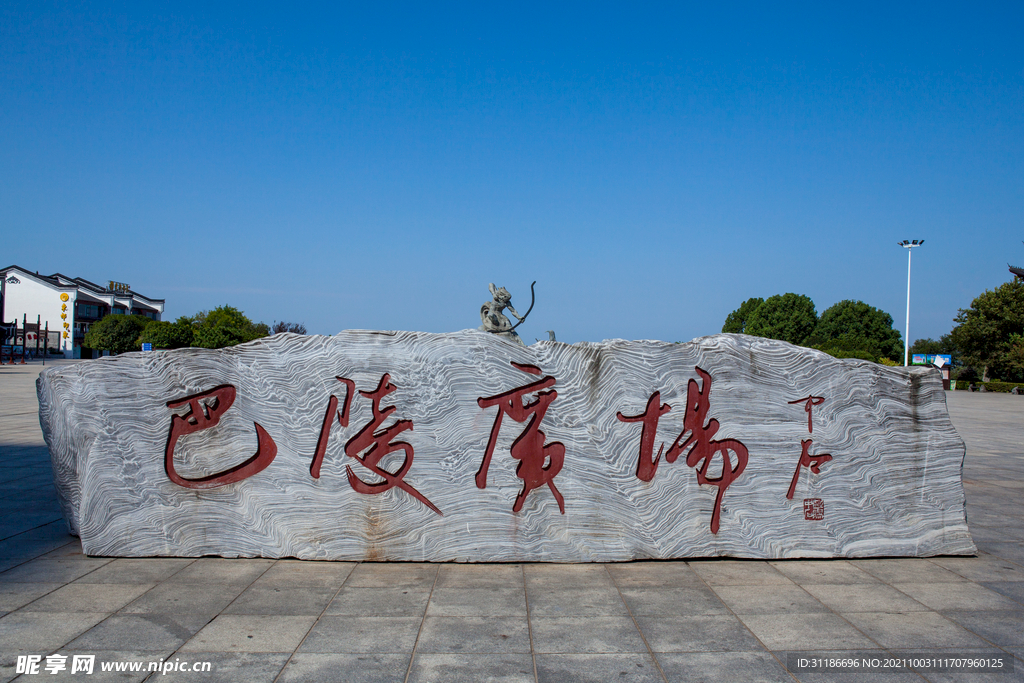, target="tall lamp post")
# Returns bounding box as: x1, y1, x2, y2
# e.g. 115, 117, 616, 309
898, 239, 924, 366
